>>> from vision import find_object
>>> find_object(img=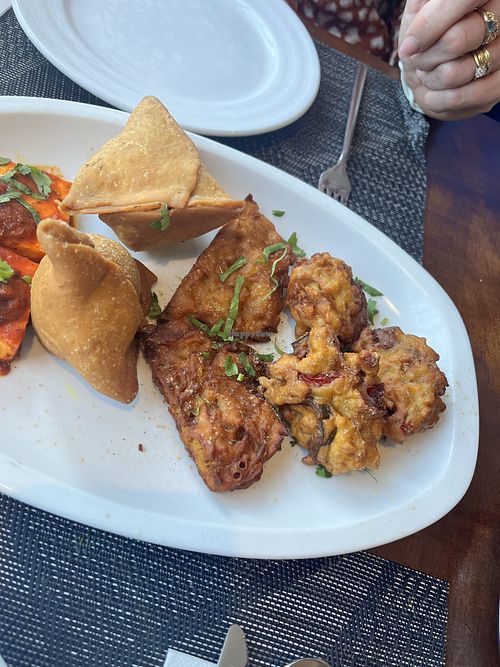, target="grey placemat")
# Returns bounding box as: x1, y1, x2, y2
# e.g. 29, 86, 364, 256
0, 8, 443, 667
220, 41, 428, 262
0, 495, 447, 667
0, 9, 428, 261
